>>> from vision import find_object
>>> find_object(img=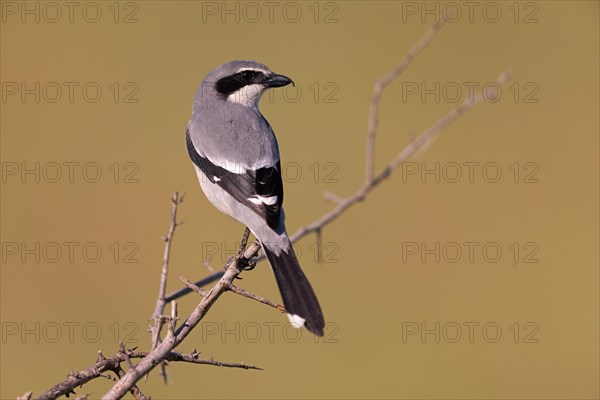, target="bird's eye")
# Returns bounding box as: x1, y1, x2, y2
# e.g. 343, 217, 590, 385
240, 70, 255, 81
